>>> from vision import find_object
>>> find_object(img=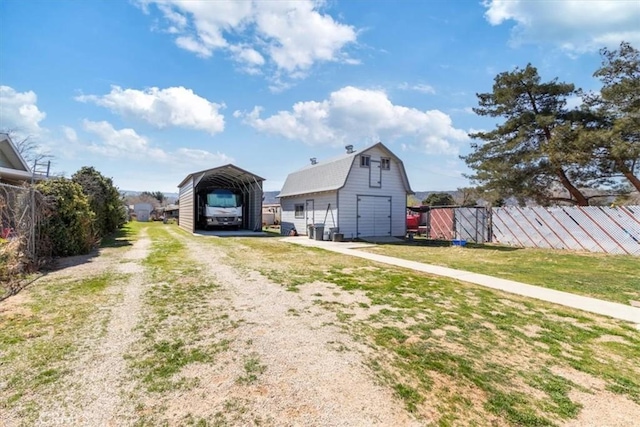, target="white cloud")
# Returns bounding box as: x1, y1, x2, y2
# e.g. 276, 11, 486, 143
253, 1, 357, 73
565, 95, 583, 110
0, 85, 47, 136
83, 119, 167, 160
175, 36, 213, 57
483, 0, 640, 52
450, 107, 475, 115
174, 148, 232, 166
76, 86, 225, 135
236, 86, 468, 154
398, 82, 436, 94
229, 44, 266, 75
136, 0, 357, 78
82, 119, 232, 168
61, 126, 78, 142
